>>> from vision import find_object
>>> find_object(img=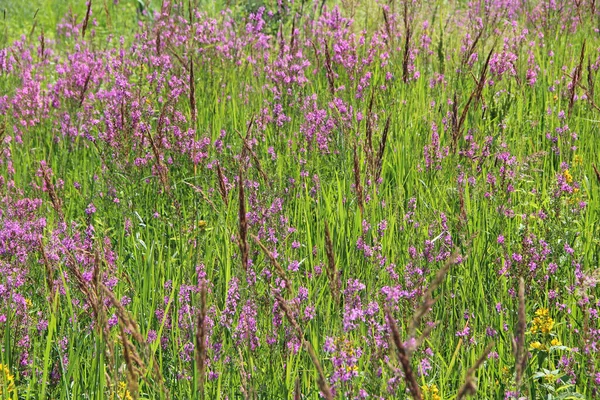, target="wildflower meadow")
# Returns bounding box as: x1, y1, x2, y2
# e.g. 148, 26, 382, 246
0, 0, 599, 399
